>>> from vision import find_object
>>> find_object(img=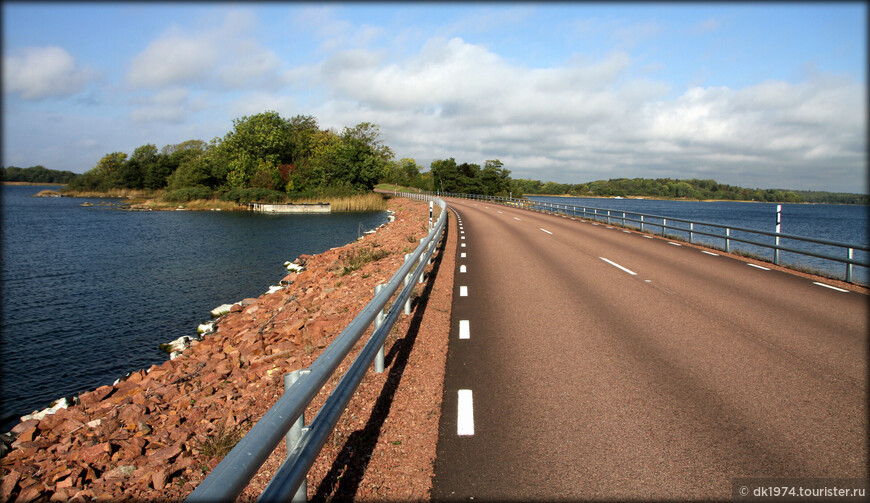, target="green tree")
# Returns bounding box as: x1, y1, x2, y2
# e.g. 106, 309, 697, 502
216, 111, 294, 189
